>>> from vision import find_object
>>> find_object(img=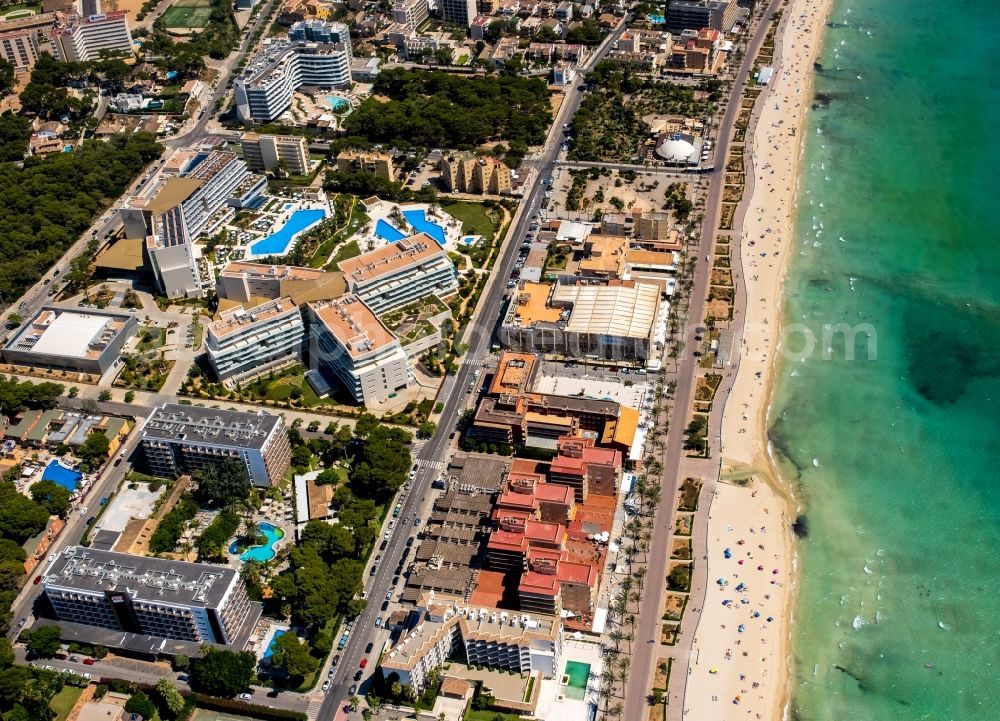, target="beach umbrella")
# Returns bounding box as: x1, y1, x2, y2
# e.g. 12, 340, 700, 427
709, 667, 718, 674
724, 548, 732, 558
767, 617, 774, 623
737, 624, 745, 633
722, 599, 731, 606
717, 577, 726, 586
753, 612, 760, 618
773, 569, 779, 574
